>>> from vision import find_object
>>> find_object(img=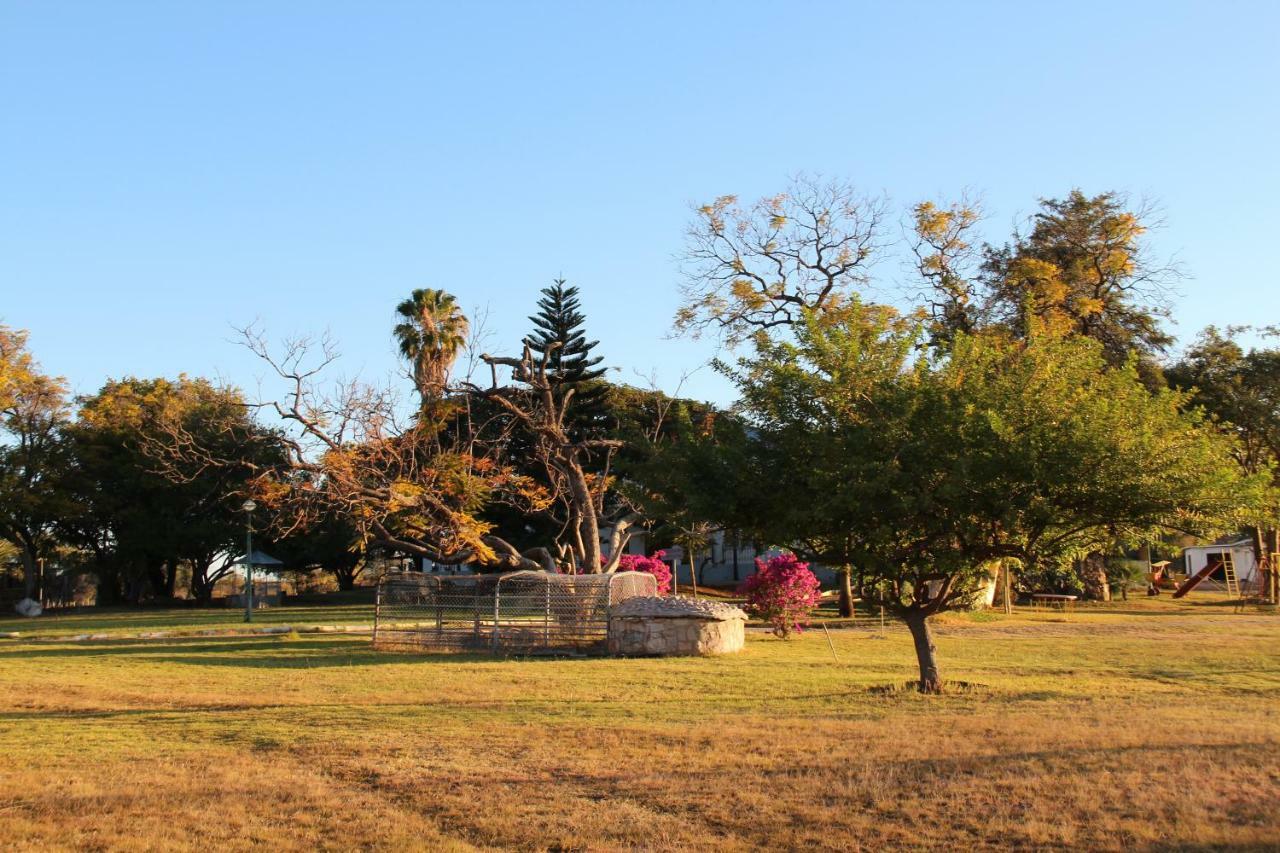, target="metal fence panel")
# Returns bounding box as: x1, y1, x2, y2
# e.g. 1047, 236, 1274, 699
373, 570, 656, 655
